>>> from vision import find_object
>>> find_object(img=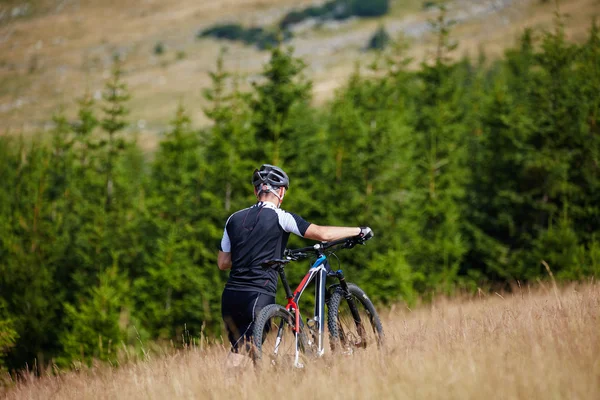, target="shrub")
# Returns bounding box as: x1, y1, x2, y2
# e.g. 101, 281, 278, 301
351, 0, 389, 17
255, 31, 280, 50
0, 305, 17, 373
423, 1, 438, 10
280, 10, 306, 28
198, 23, 246, 40
367, 25, 391, 50
242, 27, 266, 44
279, 0, 390, 29
154, 42, 165, 55
198, 23, 291, 50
